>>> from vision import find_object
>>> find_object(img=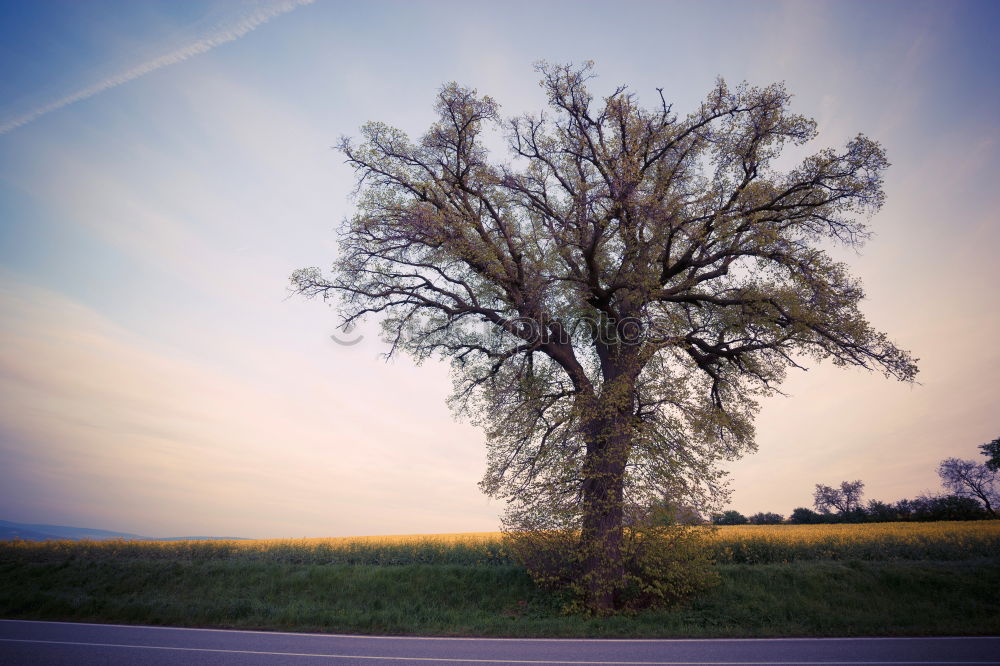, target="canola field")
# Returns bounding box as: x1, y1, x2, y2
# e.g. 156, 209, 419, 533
2, 521, 997, 565
703, 521, 1000, 563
